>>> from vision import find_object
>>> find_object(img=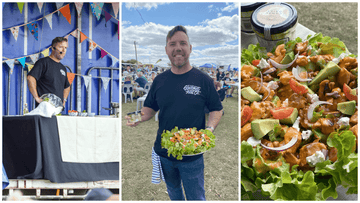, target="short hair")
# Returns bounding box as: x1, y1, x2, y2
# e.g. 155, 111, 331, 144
166, 25, 190, 45
52, 37, 68, 47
